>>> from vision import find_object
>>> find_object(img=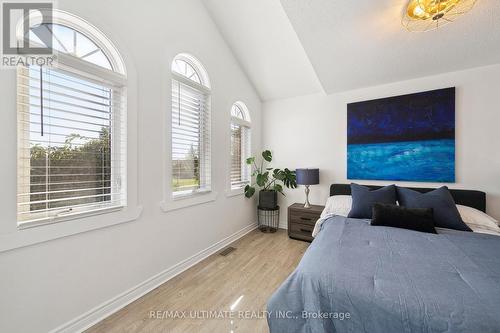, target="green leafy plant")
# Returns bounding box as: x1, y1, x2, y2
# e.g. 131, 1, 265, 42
244, 150, 297, 198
